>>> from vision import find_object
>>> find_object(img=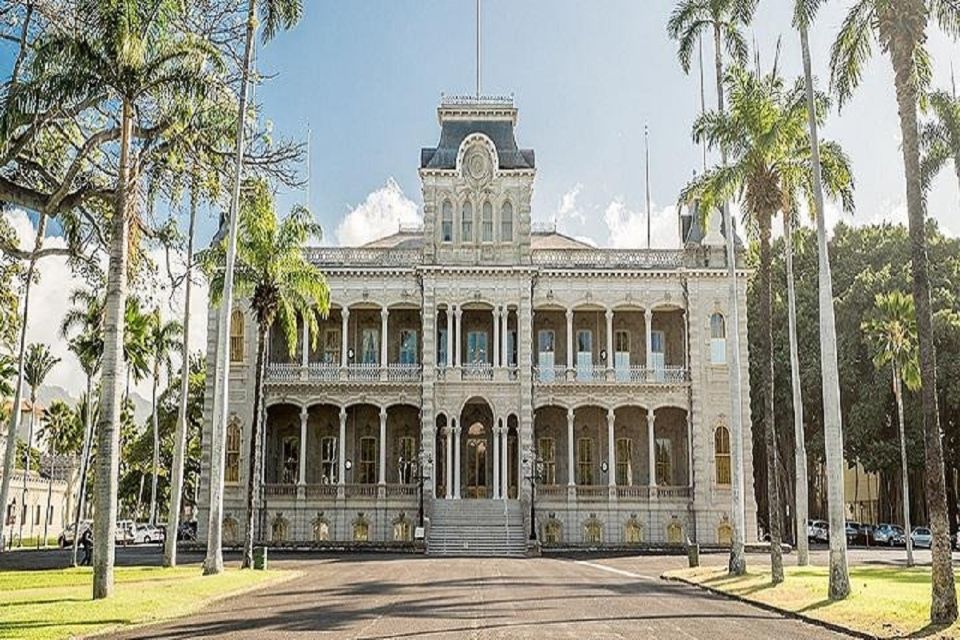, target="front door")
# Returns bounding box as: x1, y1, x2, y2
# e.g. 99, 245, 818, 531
466, 437, 488, 498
